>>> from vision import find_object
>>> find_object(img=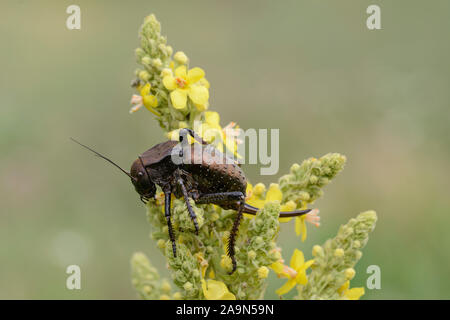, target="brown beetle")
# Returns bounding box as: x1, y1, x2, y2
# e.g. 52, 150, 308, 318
72, 129, 311, 273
